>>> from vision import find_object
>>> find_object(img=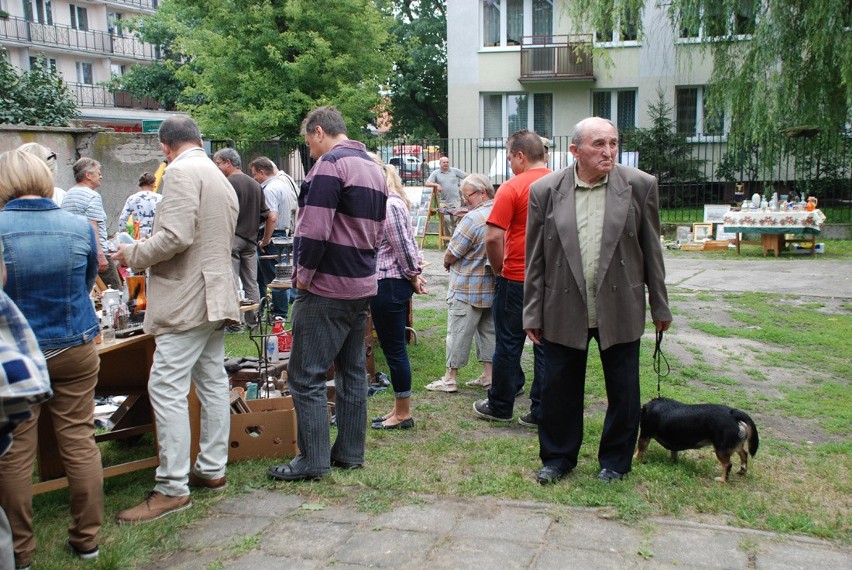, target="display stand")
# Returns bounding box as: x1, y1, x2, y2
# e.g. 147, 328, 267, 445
419, 187, 451, 249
